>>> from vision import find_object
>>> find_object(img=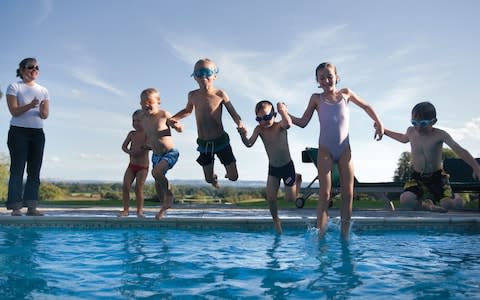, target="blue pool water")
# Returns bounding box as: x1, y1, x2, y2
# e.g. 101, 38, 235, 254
0, 224, 479, 299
